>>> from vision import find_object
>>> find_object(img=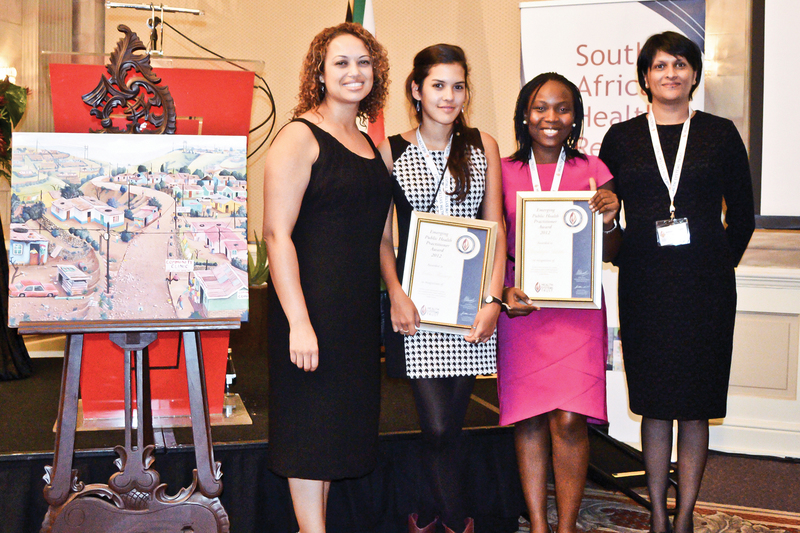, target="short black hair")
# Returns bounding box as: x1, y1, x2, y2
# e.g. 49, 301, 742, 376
637, 31, 703, 103
510, 72, 586, 164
